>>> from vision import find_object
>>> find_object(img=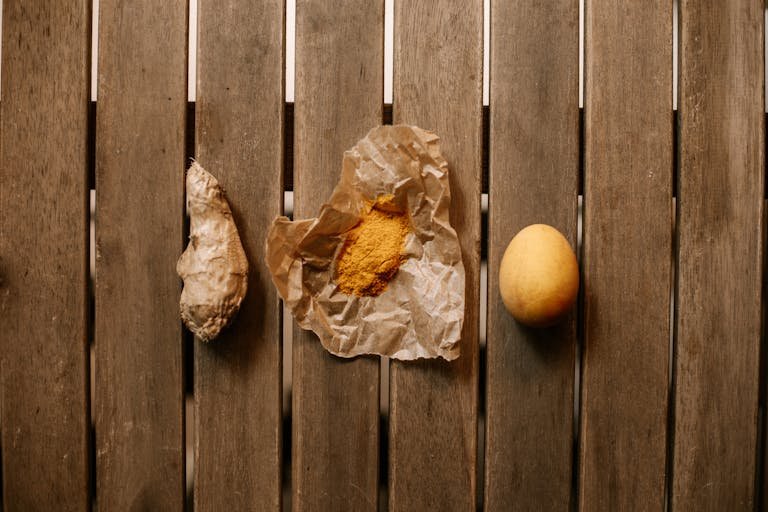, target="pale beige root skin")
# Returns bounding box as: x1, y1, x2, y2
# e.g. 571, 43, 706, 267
177, 161, 248, 342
